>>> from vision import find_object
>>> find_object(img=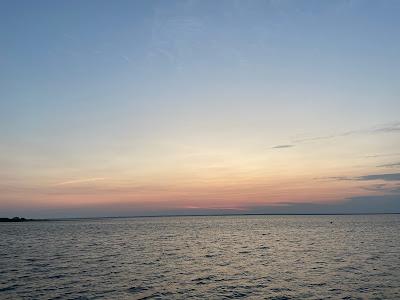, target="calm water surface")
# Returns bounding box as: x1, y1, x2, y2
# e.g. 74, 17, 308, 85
1, 215, 400, 299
